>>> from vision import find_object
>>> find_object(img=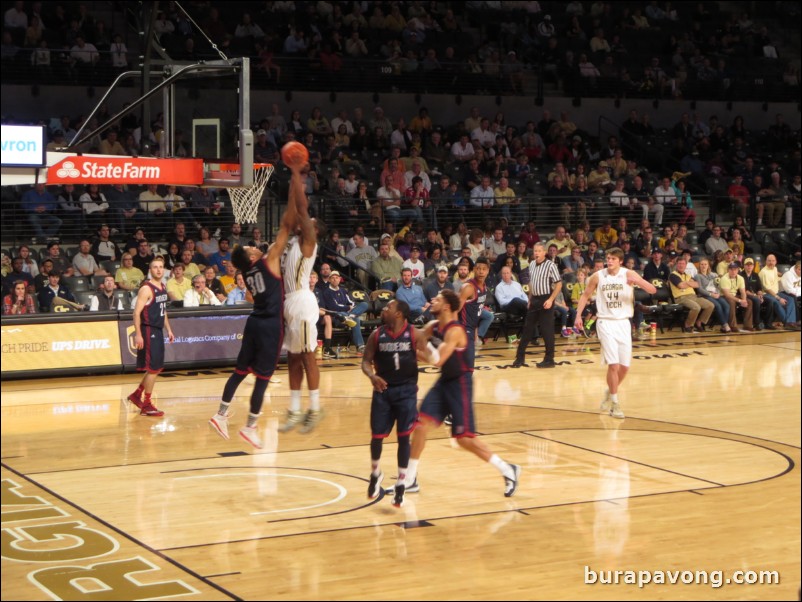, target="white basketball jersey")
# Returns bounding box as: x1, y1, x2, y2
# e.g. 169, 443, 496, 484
283, 237, 317, 295
595, 267, 634, 320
